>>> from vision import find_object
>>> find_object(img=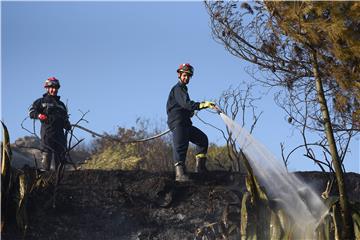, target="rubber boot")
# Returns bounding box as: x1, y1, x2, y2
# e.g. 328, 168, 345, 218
40, 152, 51, 171
175, 163, 191, 182
195, 157, 208, 173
